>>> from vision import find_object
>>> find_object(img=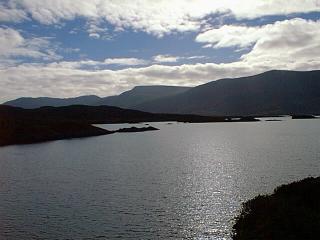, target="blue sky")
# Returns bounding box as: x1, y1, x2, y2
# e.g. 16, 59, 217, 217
0, 0, 320, 102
